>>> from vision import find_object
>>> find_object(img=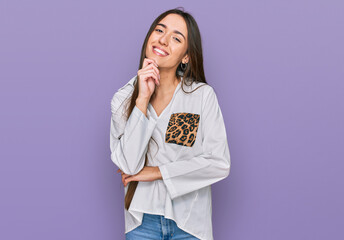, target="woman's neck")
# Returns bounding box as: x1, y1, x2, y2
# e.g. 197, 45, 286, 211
153, 70, 180, 98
